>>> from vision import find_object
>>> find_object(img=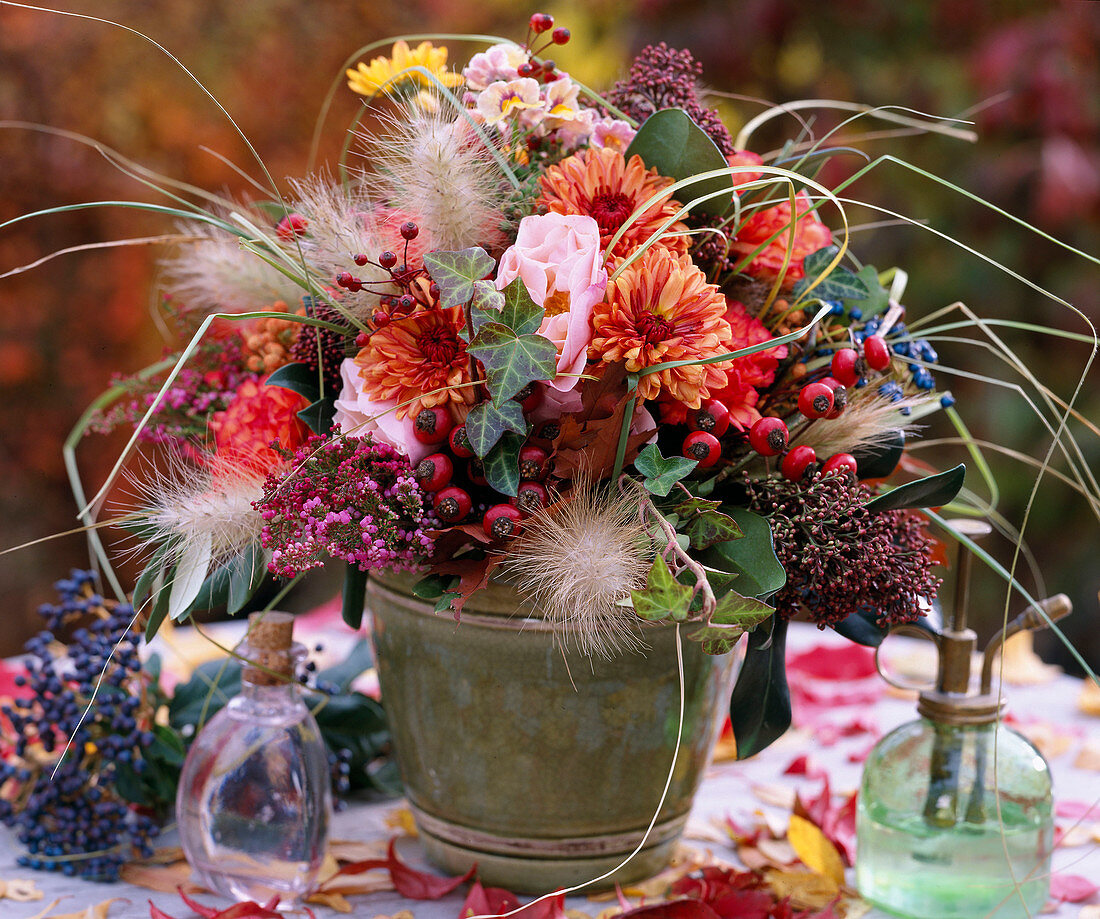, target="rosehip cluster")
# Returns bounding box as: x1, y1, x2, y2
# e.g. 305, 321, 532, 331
520, 13, 571, 83
411, 397, 555, 541
746, 415, 857, 483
